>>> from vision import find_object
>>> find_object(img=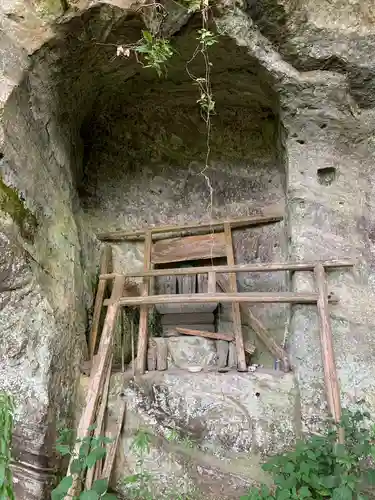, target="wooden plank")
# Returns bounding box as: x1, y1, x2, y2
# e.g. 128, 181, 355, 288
228, 342, 237, 368
165, 323, 215, 336
216, 340, 229, 368
224, 222, 247, 372
217, 274, 290, 372
89, 245, 112, 358
147, 339, 157, 371
155, 338, 168, 370
100, 260, 354, 280
101, 396, 126, 481
156, 275, 177, 295
66, 274, 125, 497
136, 230, 152, 375
85, 355, 113, 490
107, 291, 339, 307
152, 233, 227, 264
176, 327, 233, 341
197, 273, 208, 293
160, 313, 215, 325
156, 303, 218, 314
314, 263, 343, 442
67, 308, 120, 495
177, 275, 196, 294
208, 271, 216, 294
97, 211, 284, 241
